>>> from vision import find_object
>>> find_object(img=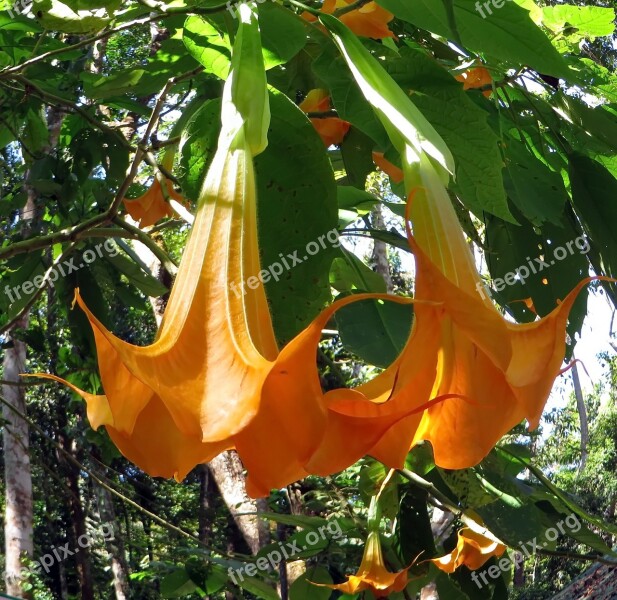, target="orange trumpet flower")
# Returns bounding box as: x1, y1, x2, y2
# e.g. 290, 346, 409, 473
299, 89, 350, 147
123, 172, 185, 228
431, 527, 507, 573
321, 14, 599, 470
456, 66, 493, 98
368, 155, 596, 469
315, 531, 410, 597
302, 0, 394, 39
